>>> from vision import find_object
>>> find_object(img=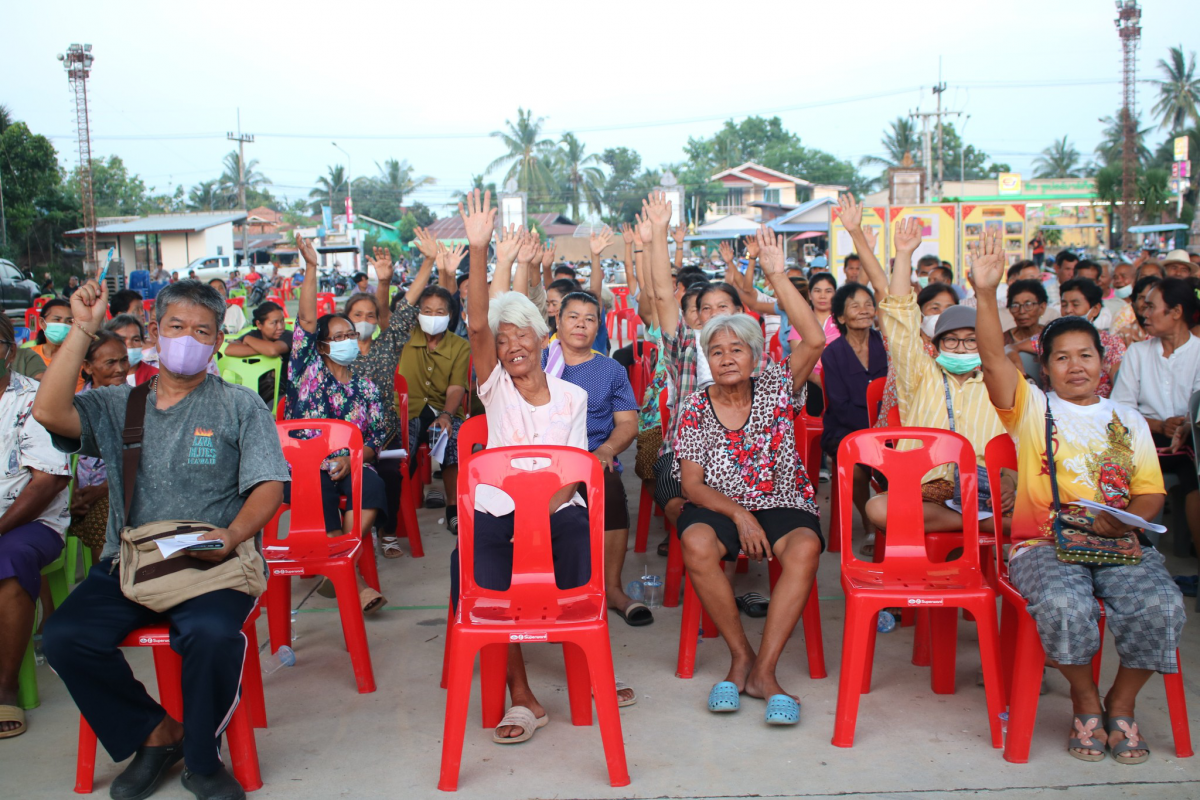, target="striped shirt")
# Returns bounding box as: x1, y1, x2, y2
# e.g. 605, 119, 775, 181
878, 293, 1006, 484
